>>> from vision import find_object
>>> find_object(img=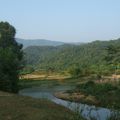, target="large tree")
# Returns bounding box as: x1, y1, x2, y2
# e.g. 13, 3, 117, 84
0, 22, 23, 93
